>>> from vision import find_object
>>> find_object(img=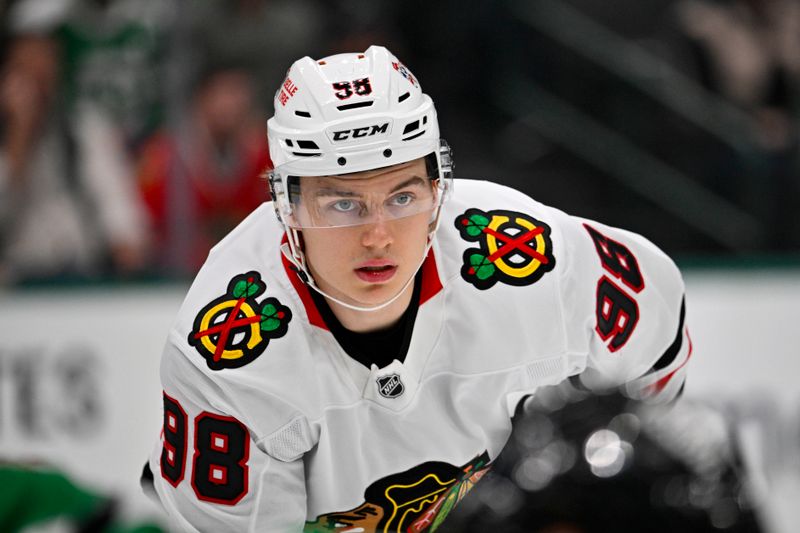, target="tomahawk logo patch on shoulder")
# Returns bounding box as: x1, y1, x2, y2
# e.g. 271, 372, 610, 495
189, 272, 292, 370
455, 208, 556, 290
